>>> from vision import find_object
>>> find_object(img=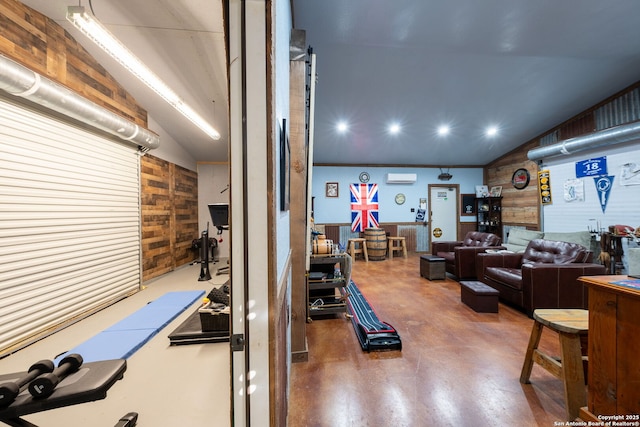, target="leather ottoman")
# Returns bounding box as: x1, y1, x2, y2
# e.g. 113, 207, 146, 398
420, 255, 446, 280
460, 281, 499, 313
